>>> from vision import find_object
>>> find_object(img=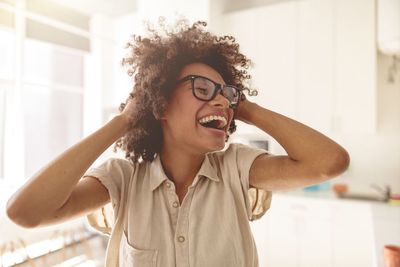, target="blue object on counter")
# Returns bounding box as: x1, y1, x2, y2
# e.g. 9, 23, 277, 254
303, 181, 330, 191
319, 181, 331, 190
